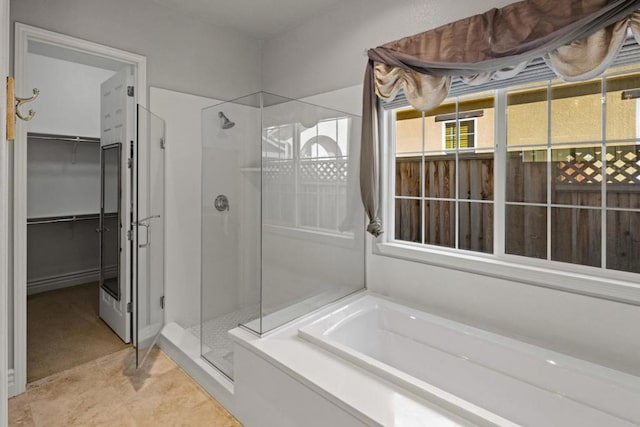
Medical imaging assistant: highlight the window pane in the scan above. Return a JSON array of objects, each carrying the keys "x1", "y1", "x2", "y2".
[
  {"x1": 507, "y1": 83, "x2": 548, "y2": 146},
  {"x1": 263, "y1": 160, "x2": 295, "y2": 227},
  {"x1": 605, "y1": 71, "x2": 640, "y2": 141},
  {"x1": 458, "y1": 91, "x2": 493, "y2": 151},
  {"x1": 606, "y1": 143, "x2": 640, "y2": 209},
  {"x1": 444, "y1": 120, "x2": 476, "y2": 149},
  {"x1": 337, "y1": 118, "x2": 349, "y2": 157},
  {"x1": 264, "y1": 125, "x2": 294, "y2": 160},
  {"x1": 506, "y1": 148, "x2": 547, "y2": 203},
  {"x1": 318, "y1": 184, "x2": 338, "y2": 230},
  {"x1": 551, "y1": 146, "x2": 602, "y2": 206},
  {"x1": 395, "y1": 109, "x2": 423, "y2": 154},
  {"x1": 424, "y1": 153, "x2": 456, "y2": 199},
  {"x1": 396, "y1": 156, "x2": 421, "y2": 197},
  {"x1": 298, "y1": 183, "x2": 318, "y2": 228},
  {"x1": 607, "y1": 210, "x2": 640, "y2": 273},
  {"x1": 424, "y1": 200, "x2": 455, "y2": 248},
  {"x1": 395, "y1": 198, "x2": 421, "y2": 243},
  {"x1": 459, "y1": 120, "x2": 475, "y2": 148},
  {"x1": 551, "y1": 79, "x2": 602, "y2": 144},
  {"x1": 505, "y1": 205, "x2": 547, "y2": 259},
  {"x1": 458, "y1": 202, "x2": 493, "y2": 253},
  {"x1": 444, "y1": 122, "x2": 456, "y2": 150},
  {"x1": 551, "y1": 207, "x2": 601, "y2": 268},
  {"x1": 459, "y1": 151, "x2": 493, "y2": 201}
]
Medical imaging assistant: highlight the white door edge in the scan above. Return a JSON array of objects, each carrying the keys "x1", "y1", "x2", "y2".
[
  {"x1": 99, "y1": 66, "x2": 134, "y2": 343},
  {"x1": 1, "y1": 0, "x2": 10, "y2": 423},
  {"x1": 11, "y1": 23, "x2": 146, "y2": 395}
]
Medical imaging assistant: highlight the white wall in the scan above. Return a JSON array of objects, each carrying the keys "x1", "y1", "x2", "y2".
[
  {"x1": 27, "y1": 140, "x2": 101, "y2": 218},
  {"x1": 26, "y1": 54, "x2": 115, "y2": 137},
  {"x1": 149, "y1": 87, "x2": 222, "y2": 328},
  {"x1": 201, "y1": 99, "x2": 261, "y2": 322},
  {"x1": 261, "y1": 0, "x2": 515, "y2": 98},
  {"x1": 260, "y1": 0, "x2": 640, "y2": 375},
  {"x1": 11, "y1": 0, "x2": 261, "y2": 101},
  {"x1": 26, "y1": 140, "x2": 103, "y2": 294}
]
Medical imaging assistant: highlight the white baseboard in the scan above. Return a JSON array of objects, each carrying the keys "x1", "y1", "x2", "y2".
[
  {"x1": 27, "y1": 268, "x2": 99, "y2": 295},
  {"x1": 7, "y1": 369, "x2": 16, "y2": 398},
  {"x1": 26, "y1": 265, "x2": 117, "y2": 295}
]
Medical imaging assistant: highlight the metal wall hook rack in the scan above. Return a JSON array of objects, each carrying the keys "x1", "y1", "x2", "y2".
[{"x1": 15, "y1": 87, "x2": 40, "y2": 121}]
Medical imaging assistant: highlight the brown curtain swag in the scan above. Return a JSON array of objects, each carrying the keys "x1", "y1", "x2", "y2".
[{"x1": 360, "y1": 0, "x2": 640, "y2": 237}]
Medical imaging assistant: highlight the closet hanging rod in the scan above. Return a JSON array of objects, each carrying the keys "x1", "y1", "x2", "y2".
[
  {"x1": 27, "y1": 212, "x2": 117, "y2": 225},
  {"x1": 27, "y1": 132, "x2": 101, "y2": 144}
]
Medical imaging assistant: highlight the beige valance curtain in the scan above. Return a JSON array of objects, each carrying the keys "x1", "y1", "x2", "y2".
[{"x1": 361, "y1": 0, "x2": 640, "y2": 237}]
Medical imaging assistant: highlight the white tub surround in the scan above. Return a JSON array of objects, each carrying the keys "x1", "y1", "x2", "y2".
[{"x1": 299, "y1": 295, "x2": 640, "y2": 427}]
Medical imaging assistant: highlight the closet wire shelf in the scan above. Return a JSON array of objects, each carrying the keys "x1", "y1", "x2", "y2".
[
  {"x1": 27, "y1": 212, "x2": 118, "y2": 225},
  {"x1": 27, "y1": 132, "x2": 101, "y2": 144}
]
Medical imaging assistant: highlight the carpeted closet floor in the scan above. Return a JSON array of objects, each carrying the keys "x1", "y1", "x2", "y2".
[{"x1": 27, "y1": 282, "x2": 129, "y2": 382}]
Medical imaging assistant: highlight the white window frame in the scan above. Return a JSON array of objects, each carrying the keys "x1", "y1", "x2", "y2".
[{"x1": 376, "y1": 85, "x2": 640, "y2": 305}]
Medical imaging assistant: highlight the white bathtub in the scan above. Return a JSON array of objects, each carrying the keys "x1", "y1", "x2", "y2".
[{"x1": 298, "y1": 295, "x2": 640, "y2": 426}]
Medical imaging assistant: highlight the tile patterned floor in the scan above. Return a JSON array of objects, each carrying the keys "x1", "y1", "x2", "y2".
[{"x1": 9, "y1": 347, "x2": 242, "y2": 426}]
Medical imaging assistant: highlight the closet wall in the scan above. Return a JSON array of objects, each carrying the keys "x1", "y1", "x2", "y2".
[{"x1": 25, "y1": 51, "x2": 116, "y2": 294}]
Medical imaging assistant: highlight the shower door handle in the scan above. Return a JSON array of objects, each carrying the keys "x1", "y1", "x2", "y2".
[
  {"x1": 136, "y1": 215, "x2": 160, "y2": 248},
  {"x1": 138, "y1": 222, "x2": 150, "y2": 248}
]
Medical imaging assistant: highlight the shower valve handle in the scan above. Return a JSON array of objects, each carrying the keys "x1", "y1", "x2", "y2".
[{"x1": 215, "y1": 195, "x2": 230, "y2": 212}]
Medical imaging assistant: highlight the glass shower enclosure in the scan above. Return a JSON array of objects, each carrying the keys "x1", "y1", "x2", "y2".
[{"x1": 200, "y1": 92, "x2": 365, "y2": 379}]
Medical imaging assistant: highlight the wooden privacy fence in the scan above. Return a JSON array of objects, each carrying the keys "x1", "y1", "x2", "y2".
[
  {"x1": 395, "y1": 152, "x2": 494, "y2": 253},
  {"x1": 395, "y1": 147, "x2": 640, "y2": 273}
]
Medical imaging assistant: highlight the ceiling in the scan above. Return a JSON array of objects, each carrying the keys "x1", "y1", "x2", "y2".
[{"x1": 151, "y1": 0, "x2": 343, "y2": 39}]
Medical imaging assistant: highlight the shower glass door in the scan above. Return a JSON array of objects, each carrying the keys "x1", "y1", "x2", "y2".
[{"x1": 135, "y1": 105, "x2": 166, "y2": 367}]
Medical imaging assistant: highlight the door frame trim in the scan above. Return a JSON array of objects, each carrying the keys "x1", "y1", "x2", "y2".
[
  {"x1": 12, "y1": 23, "x2": 146, "y2": 395},
  {"x1": 1, "y1": 0, "x2": 9, "y2": 423}
]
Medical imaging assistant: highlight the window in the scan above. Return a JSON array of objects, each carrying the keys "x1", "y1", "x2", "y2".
[
  {"x1": 388, "y1": 65, "x2": 640, "y2": 275},
  {"x1": 393, "y1": 92, "x2": 494, "y2": 252},
  {"x1": 262, "y1": 117, "x2": 352, "y2": 235},
  {"x1": 443, "y1": 119, "x2": 475, "y2": 150}
]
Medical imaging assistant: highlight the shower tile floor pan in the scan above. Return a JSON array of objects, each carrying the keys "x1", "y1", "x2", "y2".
[{"x1": 188, "y1": 305, "x2": 259, "y2": 379}]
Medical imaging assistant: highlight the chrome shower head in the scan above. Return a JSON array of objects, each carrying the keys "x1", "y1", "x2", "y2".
[{"x1": 218, "y1": 112, "x2": 235, "y2": 129}]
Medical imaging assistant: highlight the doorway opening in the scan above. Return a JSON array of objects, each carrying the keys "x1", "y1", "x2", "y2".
[
  {"x1": 12, "y1": 24, "x2": 164, "y2": 395},
  {"x1": 24, "y1": 39, "x2": 132, "y2": 383}
]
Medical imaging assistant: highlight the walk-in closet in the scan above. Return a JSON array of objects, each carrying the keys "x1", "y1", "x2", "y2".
[{"x1": 24, "y1": 42, "x2": 129, "y2": 382}]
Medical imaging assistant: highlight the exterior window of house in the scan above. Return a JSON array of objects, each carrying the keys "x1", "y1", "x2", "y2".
[
  {"x1": 443, "y1": 119, "x2": 475, "y2": 150},
  {"x1": 393, "y1": 92, "x2": 495, "y2": 252},
  {"x1": 388, "y1": 66, "x2": 640, "y2": 275},
  {"x1": 262, "y1": 117, "x2": 351, "y2": 234}
]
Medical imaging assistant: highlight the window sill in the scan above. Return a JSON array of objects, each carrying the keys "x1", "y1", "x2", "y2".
[{"x1": 373, "y1": 241, "x2": 640, "y2": 305}]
